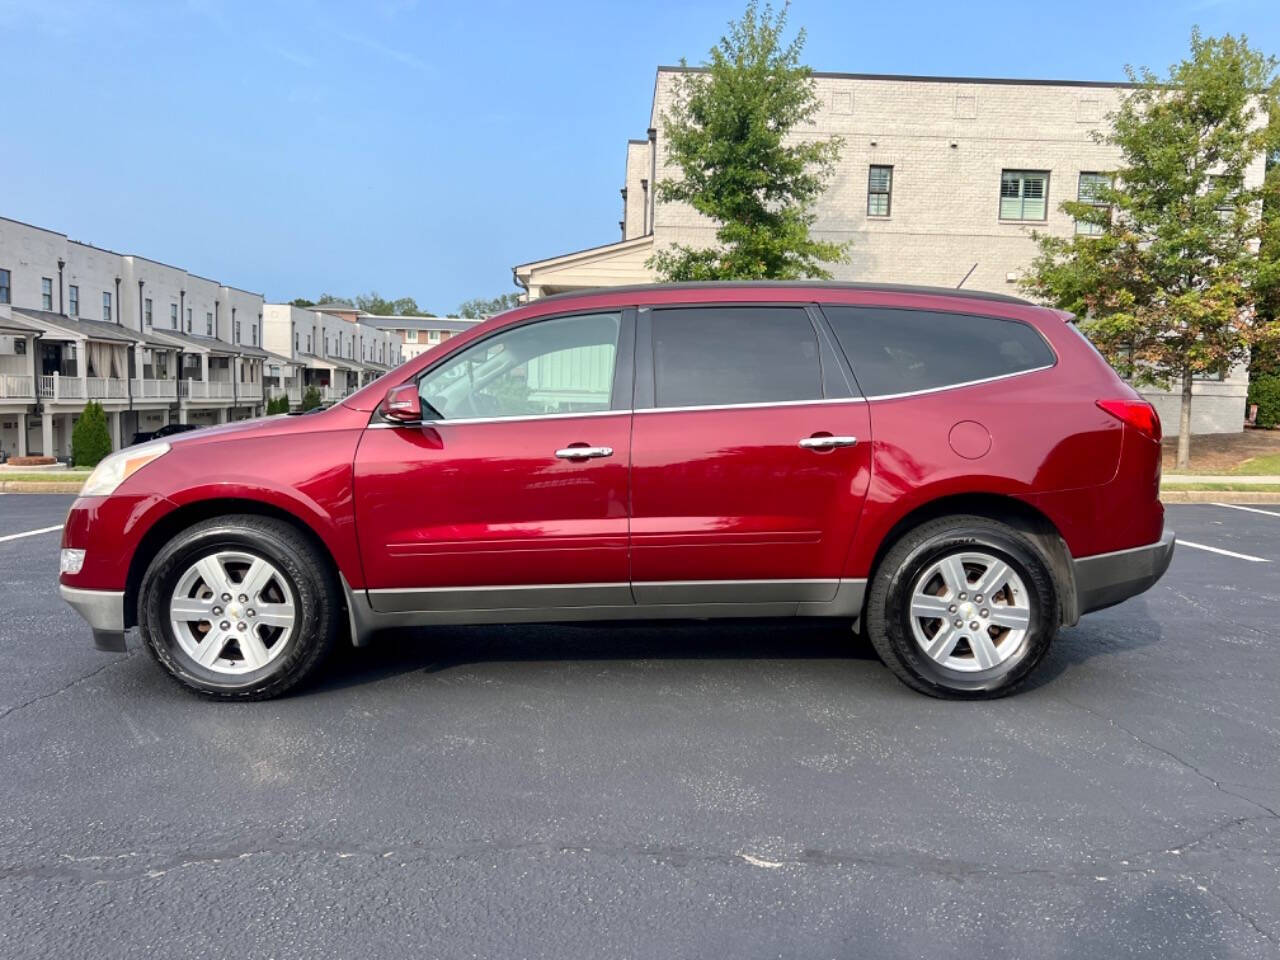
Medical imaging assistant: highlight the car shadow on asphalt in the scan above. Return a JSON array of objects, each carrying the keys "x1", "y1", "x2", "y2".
[
  {"x1": 310, "y1": 596, "x2": 1167, "y2": 698},
  {"x1": 1018, "y1": 596, "x2": 1165, "y2": 693},
  {"x1": 311, "y1": 618, "x2": 880, "y2": 695}
]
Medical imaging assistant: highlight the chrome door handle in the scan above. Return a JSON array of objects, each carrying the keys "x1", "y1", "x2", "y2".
[
  {"x1": 555, "y1": 445, "x2": 614, "y2": 460},
  {"x1": 799, "y1": 435, "x2": 858, "y2": 450}
]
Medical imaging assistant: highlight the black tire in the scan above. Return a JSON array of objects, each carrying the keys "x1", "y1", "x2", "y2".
[
  {"x1": 138, "y1": 515, "x2": 341, "y2": 700},
  {"x1": 864, "y1": 515, "x2": 1058, "y2": 699}
]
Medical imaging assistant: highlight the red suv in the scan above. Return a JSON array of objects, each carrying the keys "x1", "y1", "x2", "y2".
[{"x1": 59, "y1": 283, "x2": 1174, "y2": 700}]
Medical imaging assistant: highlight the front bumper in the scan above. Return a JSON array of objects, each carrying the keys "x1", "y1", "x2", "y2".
[
  {"x1": 1073, "y1": 529, "x2": 1176, "y2": 617},
  {"x1": 59, "y1": 585, "x2": 128, "y2": 652}
]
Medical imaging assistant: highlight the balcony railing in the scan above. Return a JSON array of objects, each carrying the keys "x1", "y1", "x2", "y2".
[
  {"x1": 86, "y1": 377, "x2": 129, "y2": 400},
  {"x1": 132, "y1": 379, "x2": 178, "y2": 400},
  {"x1": 35, "y1": 374, "x2": 178, "y2": 402},
  {"x1": 38, "y1": 374, "x2": 86, "y2": 400},
  {"x1": 0, "y1": 374, "x2": 35, "y2": 399},
  {"x1": 180, "y1": 380, "x2": 235, "y2": 400}
]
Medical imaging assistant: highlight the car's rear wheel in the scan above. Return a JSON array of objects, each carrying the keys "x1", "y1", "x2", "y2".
[
  {"x1": 138, "y1": 515, "x2": 340, "y2": 700},
  {"x1": 864, "y1": 515, "x2": 1058, "y2": 699}
]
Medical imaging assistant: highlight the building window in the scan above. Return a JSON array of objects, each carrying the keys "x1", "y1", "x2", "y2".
[
  {"x1": 170, "y1": 303, "x2": 178, "y2": 329},
  {"x1": 867, "y1": 165, "x2": 893, "y2": 217},
  {"x1": 0, "y1": 268, "x2": 9, "y2": 304},
  {"x1": 252, "y1": 323, "x2": 257, "y2": 345},
  {"x1": 41, "y1": 277, "x2": 53, "y2": 310},
  {"x1": 1075, "y1": 172, "x2": 1110, "y2": 235},
  {"x1": 235, "y1": 320, "x2": 241, "y2": 342},
  {"x1": 405, "y1": 329, "x2": 418, "y2": 342},
  {"x1": 103, "y1": 291, "x2": 113, "y2": 322},
  {"x1": 144, "y1": 298, "x2": 153, "y2": 326},
  {"x1": 428, "y1": 330, "x2": 441, "y2": 343},
  {"x1": 186, "y1": 308, "x2": 192, "y2": 332},
  {"x1": 207, "y1": 312, "x2": 214, "y2": 336},
  {"x1": 69, "y1": 285, "x2": 79, "y2": 316},
  {"x1": 999, "y1": 170, "x2": 1049, "y2": 221},
  {"x1": 307, "y1": 334, "x2": 312, "y2": 353}
]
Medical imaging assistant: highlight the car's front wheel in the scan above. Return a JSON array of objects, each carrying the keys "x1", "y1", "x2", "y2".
[
  {"x1": 864, "y1": 515, "x2": 1058, "y2": 699},
  {"x1": 138, "y1": 515, "x2": 340, "y2": 700}
]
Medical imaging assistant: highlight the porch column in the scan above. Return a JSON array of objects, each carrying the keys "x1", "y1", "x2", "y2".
[
  {"x1": 41, "y1": 412, "x2": 54, "y2": 458},
  {"x1": 161, "y1": 407, "x2": 170, "y2": 426},
  {"x1": 16, "y1": 413, "x2": 27, "y2": 457},
  {"x1": 200, "y1": 354, "x2": 208, "y2": 381},
  {"x1": 108, "y1": 411, "x2": 121, "y2": 451},
  {"x1": 178, "y1": 406, "x2": 188, "y2": 425},
  {"x1": 78, "y1": 339, "x2": 88, "y2": 399}
]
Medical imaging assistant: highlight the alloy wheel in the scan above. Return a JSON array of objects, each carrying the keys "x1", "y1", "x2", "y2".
[
  {"x1": 907, "y1": 550, "x2": 1032, "y2": 673},
  {"x1": 168, "y1": 551, "x2": 297, "y2": 675}
]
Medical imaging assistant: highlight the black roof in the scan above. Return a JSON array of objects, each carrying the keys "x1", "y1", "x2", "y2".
[{"x1": 528, "y1": 281, "x2": 1033, "y2": 307}]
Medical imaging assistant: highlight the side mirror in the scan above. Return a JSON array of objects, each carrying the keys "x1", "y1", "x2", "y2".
[{"x1": 382, "y1": 383, "x2": 422, "y2": 423}]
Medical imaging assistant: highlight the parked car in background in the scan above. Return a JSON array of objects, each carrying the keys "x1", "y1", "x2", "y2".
[
  {"x1": 130, "y1": 422, "x2": 202, "y2": 447},
  {"x1": 59, "y1": 282, "x2": 1173, "y2": 700}
]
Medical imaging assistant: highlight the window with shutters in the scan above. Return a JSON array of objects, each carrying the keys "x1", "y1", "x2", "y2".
[
  {"x1": 867, "y1": 165, "x2": 893, "y2": 217},
  {"x1": 999, "y1": 170, "x2": 1048, "y2": 221},
  {"x1": 1075, "y1": 172, "x2": 1110, "y2": 235}
]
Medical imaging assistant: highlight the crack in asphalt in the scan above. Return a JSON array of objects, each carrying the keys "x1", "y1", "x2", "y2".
[
  {"x1": 0, "y1": 651, "x2": 138, "y2": 725},
  {"x1": 1058, "y1": 695, "x2": 1280, "y2": 820},
  {"x1": 3, "y1": 826, "x2": 1277, "y2": 889}
]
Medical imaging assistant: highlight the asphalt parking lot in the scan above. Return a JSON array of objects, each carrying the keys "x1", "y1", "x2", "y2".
[{"x1": 1, "y1": 495, "x2": 1277, "y2": 959}]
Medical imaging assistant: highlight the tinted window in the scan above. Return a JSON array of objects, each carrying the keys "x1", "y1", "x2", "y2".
[
  {"x1": 417, "y1": 312, "x2": 620, "y2": 419},
  {"x1": 824, "y1": 306, "x2": 1055, "y2": 397},
  {"x1": 652, "y1": 307, "x2": 822, "y2": 408}
]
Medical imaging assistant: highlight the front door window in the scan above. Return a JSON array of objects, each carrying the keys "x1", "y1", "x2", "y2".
[{"x1": 417, "y1": 312, "x2": 621, "y2": 420}]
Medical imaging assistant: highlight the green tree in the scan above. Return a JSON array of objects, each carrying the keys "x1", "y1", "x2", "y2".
[
  {"x1": 457, "y1": 293, "x2": 523, "y2": 318},
  {"x1": 301, "y1": 386, "x2": 323, "y2": 411},
  {"x1": 72, "y1": 401, "x2": 111, "y2": 467},
  {"x1": 1021, "y1": 31, "x2": 1280, "y2": 468},
  {"x1": 289, "y1": 298, "x2": 315, "y2": 308},
  {"x1": 648, "y1": 0, "x2": 848, "y2": 282},
  {"x1": 265, "y1": 394, "x2": 290, "y2": 415},
  {"x1": 354, "y1": 292, "x2": 430, "y2": 316}
]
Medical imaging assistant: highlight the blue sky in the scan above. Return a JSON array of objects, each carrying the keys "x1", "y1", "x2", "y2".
[{"x1": 1, "y1": 0, "x2": 1276, "y2": 313}]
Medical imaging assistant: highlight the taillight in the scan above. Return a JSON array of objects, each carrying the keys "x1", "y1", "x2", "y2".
[{"x1": 1097, "y1": 398, "x2": 1162, "y2": 442}]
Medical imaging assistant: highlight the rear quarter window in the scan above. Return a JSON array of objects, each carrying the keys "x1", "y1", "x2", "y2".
[{"x1": 822, "y1": 306, "x2": 1056, "y2": 398}]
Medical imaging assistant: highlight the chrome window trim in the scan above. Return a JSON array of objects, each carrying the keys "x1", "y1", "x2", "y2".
[
  {"x1": 368, "y1": 408, "x2": 628, "y2": 428},
  {"x1": 367, "y1": 365, "x2": 1051, "y2": 428},
  {"x1": 633, "y1": 397, "x2": 866, "y2": 416},
  {"x1": 860, "y1": 364, "x2": 1055, "y2": 402}
]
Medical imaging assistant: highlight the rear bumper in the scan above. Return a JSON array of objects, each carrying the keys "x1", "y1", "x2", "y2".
[
  {"x1": 1073, "y1": 529, "x2": 1175, "y2": 617},
  {"x1": 59, "y1": 585, "x2": 128, "y2": 652}
]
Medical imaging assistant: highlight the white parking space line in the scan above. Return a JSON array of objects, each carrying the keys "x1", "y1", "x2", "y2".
[
  {"x1": 0, "y1": 524, "x2": 64, "y2": 544},
  {"x1": 1178, "y1": 539, "x2": 1271, "y2": 563},
  {"x1": 1211, "y1": 502, "x2": 1280, "y2": 520}
]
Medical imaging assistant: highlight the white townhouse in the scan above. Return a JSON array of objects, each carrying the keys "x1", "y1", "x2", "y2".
[
  {"x1": 514, "y1": 68, "x2": 1269, "y2": 435},
  {"x1": 0, "y1": 216, "x2": 268, "y2": 459},
  {"x1": 262, "y1": 304, "x2": 403, "y2": 408}
]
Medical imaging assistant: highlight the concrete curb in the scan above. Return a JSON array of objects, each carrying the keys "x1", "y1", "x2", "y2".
[
  {"x1": 1160, "y1": 489, "x2": 1280, "y2": 503},
  {"x1": 0, "y1": 482, "x2": 84, "y2": 494}
]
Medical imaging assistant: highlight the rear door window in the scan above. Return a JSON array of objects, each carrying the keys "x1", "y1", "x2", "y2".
[
  {"x1": 651, "y1": 306, "x2": 823, "y2": 408},
  {"x1": 822, "y1": 306, "x2": 1055, "y2": 398}
]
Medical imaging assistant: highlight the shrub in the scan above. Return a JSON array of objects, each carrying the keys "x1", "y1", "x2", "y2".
[
  {"x1": 301, "y1": 386, "x2": 323, "y2": 411},
  {"x1": 72, "y1": 400, "x2": 112, "y2": 466},
  {"x1": 266, "y1": 394, "x2": 290, "y2": 415},
  {"x1": 1249, "y1": 374, "x2": 1280, "y2": 429}
]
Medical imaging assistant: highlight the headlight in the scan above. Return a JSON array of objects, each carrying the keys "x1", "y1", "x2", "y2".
[{"x1": 80, "y1": 442, "x2": 171, "y2": 497}]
